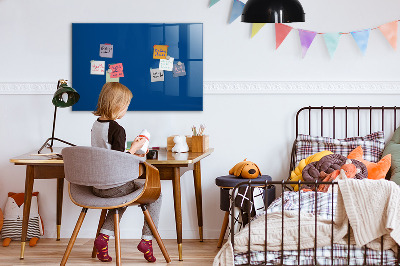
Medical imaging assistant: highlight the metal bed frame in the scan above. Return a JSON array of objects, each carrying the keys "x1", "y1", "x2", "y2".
[{"x1": 230, "y1": 106, "x2": 400, "y2": 266}]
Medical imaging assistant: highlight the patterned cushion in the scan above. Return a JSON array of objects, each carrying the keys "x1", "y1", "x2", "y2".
[{"x1": 295, "y1": 131, "x2": 385, "y2": 166}]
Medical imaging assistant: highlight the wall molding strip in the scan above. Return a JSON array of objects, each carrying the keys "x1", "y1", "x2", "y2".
[{"x1": 0, "y1": 81, "x2": 399, "y2": 95}]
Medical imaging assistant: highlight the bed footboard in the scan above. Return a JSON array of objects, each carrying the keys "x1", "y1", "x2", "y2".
[{"x1": 230, "y1": 180, "x2": 400, "y2": 266}]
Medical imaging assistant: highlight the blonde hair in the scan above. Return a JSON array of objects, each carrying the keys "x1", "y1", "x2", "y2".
[{"x1": 93, "y1": 82, "x2": 133, "y2": 120}]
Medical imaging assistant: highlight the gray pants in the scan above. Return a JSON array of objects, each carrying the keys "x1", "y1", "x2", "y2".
[{"x1": 92, "y1": 180, "x2": 162, "y2": 240}]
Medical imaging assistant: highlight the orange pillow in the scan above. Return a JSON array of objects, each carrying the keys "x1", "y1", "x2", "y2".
[{"x1": 347, "y1": 146, "x2": 391, "y2": 180}]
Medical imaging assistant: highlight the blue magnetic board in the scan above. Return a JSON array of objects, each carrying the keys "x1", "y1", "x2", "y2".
[{"x1": 72, "y1": 23, "x2": 203, "y2": 111}]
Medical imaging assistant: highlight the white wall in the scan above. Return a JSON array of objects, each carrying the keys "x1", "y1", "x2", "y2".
[{"x1": 1, "y1": 0, "x2": 400, "y2": 240}]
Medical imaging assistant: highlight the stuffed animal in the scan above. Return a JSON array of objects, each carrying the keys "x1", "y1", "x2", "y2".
[
  {"x1": 289, "y1": 150, "x2": 333, "y2": 191},
  {"x1": 348, "y1": 146, "x2": 391, "y2": 180},
  {"x1": 301, "y1": 154, "x2": 368, "y2": 191},
  {"x1": 1, "y1": 192, "x2": 44, "y2": 247},
  {"x1": 229, "y1": 159, "x2": 261, "y2": 179},
  {"x1": 317, "y1": 160, "x2": 360, "y2": 193},
  {"x1": 172, "y1": 135, "x2": 189, "y2": 153},
  {"x1": 0, "y1": 208, "x2": 3, "y2": 232}
]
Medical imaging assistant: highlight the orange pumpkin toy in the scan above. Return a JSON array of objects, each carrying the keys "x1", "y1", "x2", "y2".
[{"x1": 229, "y1": 159, "x2": 261, "y2": 179}]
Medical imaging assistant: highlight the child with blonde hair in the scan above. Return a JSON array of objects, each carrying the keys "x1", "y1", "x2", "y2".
[{"x1": 91, "y1": 82, "x2": 161, "y2": 263}]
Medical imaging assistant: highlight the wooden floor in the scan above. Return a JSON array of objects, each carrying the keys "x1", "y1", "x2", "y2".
[{"x1": 0, "y1": 239, "x2": 221, "y2": 265}]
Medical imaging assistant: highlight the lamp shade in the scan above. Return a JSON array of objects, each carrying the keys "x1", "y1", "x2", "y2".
[
  {"x1": 241, "y1": 0, "x2": 305, "y2": 23},
  {"x1": 52, "y1": 84, "x2": 80, "y2": 108}
]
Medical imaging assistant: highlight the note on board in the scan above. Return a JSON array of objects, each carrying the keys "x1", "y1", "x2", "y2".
[
  {"x1": 109, "y1": 63, "x2": 124, "y2": 78},
  {"x1": 173, "y1": 62, "x2": 186, "y2": 77},
  {"x1": 159, "y1": 57, "x2": 174, "y2": 71},
  {"x1": 153, "y1": 45, "x2": 168, "y2": 59},
  {"x1": 100, "y1": 44, "x2": 113, "y2": 58},
  {"x1": 106, "y1": 71, "x2": 120, "y2": 82},
  {"x1": 90, "y1": 60, "x2": 105, "y2": 75},
  {"x1": 150, "y1": 68, "x2": 164, "y2": 82}
]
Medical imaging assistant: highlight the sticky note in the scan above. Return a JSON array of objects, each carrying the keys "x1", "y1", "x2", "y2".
[
  {"x1": 109, "y1": 63, "x2": 124, "y2": 78},
  {"x1": 153, "y1": 45, "x2": 168, "y2": 59},
  {"x1": 173, "y1": 63, "x2": 186, "y2": 77},
  {"x1": 150, "y1": 68, "x2": 164, "y2": 82},
  {"x1": 100, "y1": 44, "x2": 113, "y2": 58},
  {"x1": 90, "y1": 60, "x2": 105, "y2": 75},
  {"x1": 106, "y1": 72, "x2": 120, "y2": 82},
  {"x1": 159, "y1": 57, "x2": 174, "y2": 71}
]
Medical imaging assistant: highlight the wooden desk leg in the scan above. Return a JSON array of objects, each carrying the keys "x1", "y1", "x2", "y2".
[
  {"x1": 172, "y1": 167, "x2": 183, "y2": 261},
  {"x1": 20, "y1": 165, "x2": 35, "y2": 259},
  {"x1": 56, "y1": 178, "x2": 64, "y2": 241},
  {"x1": 193, "y1": 161, "x2": 204, "y2": 242}
]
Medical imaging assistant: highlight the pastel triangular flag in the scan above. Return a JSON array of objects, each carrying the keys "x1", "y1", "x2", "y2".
[
  {"x1": 275, "y1": 23, "x2": 293, "y2": 49},
  {"x1": 251, "y1": 23, "x2": 266, "y2": 38},
  {"x1": 378, "y1": 21, "x2": 398, "y2": 50},
  {"x1": 298, "y1": 29, "x2": 317, "y2": 58},
  {"x1": 209, "y1": 0, "x2": 220, "y2": 7},
  {"x1": 229, "y1": 0, "x2": 245, "y2": 24},
  {"x1": 323, "y1": 33, "x2": 341, "y2": 58},
  {"x1": 351, "y1": 29, "x2": 370, "y2": 55}
]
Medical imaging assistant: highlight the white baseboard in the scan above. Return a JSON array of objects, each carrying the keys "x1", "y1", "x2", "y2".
[{"x1": 1, "y1": 81, "x2": 400, "y2": 95}]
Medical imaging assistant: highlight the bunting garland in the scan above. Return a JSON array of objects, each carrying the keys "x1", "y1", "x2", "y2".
[
  {"x1": 208, "y1": 2, "x2": 399, "y2": 58},
  {"x1": 378, "y1": 21, "x2": 397, "y2": 50},
  {"x1": 298, "y1": 30, "x2": 317, "y2": 58},
  {"x1": 323, "y1": 33, "x2": 341, "y2": 58},
  {"x1": 251, "y1": 23, "x2": 266, "y2": 38},
  {"x1": 209, "y1": 0, "x2": 220, "y2": 8},
  {"x1": 351, "y1": 29, "x2": 370, "y2": 55},
  {"x1": 229, "y1": 0, "x2": 245, "y2": 24},
  {"x1": 275, "y1": 23, "x2": 292, "y2": 49}
]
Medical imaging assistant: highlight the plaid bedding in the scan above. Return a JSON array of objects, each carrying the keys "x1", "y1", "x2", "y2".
[
  {"x1": 234, "y1": 191, "x2": 397, "y2": 265},
  {"x1": 234, "y1": 244, "x2": 397, "y2": 265},
  {"x1": 294, "y1": 131, "x2": 385, "y2": 166}
]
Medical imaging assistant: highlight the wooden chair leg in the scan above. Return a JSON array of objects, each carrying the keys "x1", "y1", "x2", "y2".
[
  {"x1": 114, "y1": 210, "x2": 121, "y2": 266},
  {"x1": 217, "y1": 211, "x2": 230, "y2": 248},
  {"x1": 60, "y1": 208, "x2": 88, "y2": 266},
  {"x1": 91, "y1": 209, "x2": 108, "y2": 258},
  {"x1": 141, "y1": 205, "x2": 171, "y2": 263}
]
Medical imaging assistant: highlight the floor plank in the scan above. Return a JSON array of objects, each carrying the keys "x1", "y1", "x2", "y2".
[{"x1": 0, "y1": 239, "x2": 221, "y2": 265}]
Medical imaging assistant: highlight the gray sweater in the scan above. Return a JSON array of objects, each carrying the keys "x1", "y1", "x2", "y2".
[{"x1": 91, "y1": 118, "x2": 144, "y2": 189}]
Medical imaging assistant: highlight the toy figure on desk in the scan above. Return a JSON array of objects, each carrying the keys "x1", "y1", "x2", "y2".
[
  {"x1": 172, "y1": 135, "x2": 189, "y2": 153},
  {"x1": 1, "y1": 192, "x2": 43, "y2": 247}
]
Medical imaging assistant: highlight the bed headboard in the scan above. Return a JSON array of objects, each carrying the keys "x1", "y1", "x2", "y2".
[{"x1": 290, "y1": 106, "x2": 400, "y2": 179}]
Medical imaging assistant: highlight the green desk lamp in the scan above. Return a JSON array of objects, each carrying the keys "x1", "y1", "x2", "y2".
[{"x1": 38, "y1": 79, "x2": 80, "y2": 154}]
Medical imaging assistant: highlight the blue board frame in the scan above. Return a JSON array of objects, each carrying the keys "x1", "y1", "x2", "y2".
[{"x1": 72, "y1": 23, "x2": 203, "y2": 111}]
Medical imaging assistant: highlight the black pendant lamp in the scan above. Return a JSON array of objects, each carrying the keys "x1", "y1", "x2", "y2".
[{"x1": 242, "y1": 0, "x2": 305, "y2": 23}]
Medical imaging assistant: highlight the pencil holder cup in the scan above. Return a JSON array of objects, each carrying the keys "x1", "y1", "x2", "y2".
[{"x1": 191, "y1": 135, "x2": 209, "y2": 153}]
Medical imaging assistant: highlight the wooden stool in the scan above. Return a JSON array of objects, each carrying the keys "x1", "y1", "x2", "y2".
[{"x1": 215, "y1": 175, "x2": 275, "y2": 248}]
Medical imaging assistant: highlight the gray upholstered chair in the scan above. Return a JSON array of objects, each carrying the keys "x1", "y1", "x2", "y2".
[{"x1": 60, "y1": 146, "x2": 171, "y2": 265}]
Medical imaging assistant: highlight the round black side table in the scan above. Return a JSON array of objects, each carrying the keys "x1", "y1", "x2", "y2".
[{"x1": 215, "y1": 175, "x2": 275, "y2": 248}]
